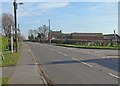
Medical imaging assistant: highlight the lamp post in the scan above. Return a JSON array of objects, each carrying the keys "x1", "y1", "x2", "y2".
[{"x1": 13, "y1": 0, "x2": 23, "y2": 52}]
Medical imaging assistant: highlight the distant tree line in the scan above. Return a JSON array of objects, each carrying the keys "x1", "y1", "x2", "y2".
[{"x1": 28, "y1": 25, "x2": 49, "y2": 43}]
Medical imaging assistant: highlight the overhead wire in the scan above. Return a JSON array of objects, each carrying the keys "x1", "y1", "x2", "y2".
[{"x1": 18, "y1": 6, "x2": 34, "y2": 16}]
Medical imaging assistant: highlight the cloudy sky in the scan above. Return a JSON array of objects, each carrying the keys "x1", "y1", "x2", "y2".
[{"x1": 1, "y1": 0, "x2": 118, "y2": 38}]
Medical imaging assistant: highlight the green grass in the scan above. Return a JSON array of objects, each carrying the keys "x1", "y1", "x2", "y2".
[
  {"x1": 0, "y1": 77, "x2": 9, "y2": 85},
  {"x1": 0, "y1": 36, "x2": 2, "y2": 52},
  {"x1": 0, "y1": 36, "x2": 22, "y2": 85},
  {"x1": 0, "y1": 36, "x2": 22, "y2": 67},
  {"x1": 1, "y1": 36, "x2": 8, "y2": 51},
  {"x1": 56, "y1": 44, "x2": 120, "y2": 50},
  {"x1": 0, "y1": 42, "x2": 22, "y2": 67}
]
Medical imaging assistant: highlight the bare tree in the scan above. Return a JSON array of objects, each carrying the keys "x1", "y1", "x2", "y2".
[
  {"x1": 37, "y1": 25, "x2": 49, "y2": 42},
  {"x1": 28, "y1": 29, "x2": 38, "y2": 41},
  {"x1": 2, "y1": 13, "x2": 14, "y2": 37}
]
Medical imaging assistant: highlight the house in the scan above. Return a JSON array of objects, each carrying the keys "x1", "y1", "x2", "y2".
[
  {"x1": 51, "y1": 30, "x2": 62, "y2": 39},
  {"x1": 62, "y1": 33, "x2": 71, "y2": 39},
  {"x1": 71, "y1": 33, "x2": 103, "y2": 42},
  {"x1": 103, "y1": 34, "x2": 120, "y2": 42}
]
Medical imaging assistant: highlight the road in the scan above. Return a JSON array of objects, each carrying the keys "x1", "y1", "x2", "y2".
[{"x1": 26, "y1": 42, "x2": 119, "y2": 84}]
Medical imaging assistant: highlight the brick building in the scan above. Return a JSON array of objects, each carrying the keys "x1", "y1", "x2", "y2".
[
  {"x1": 70, "y1": 33, "x2": 103, "y2": 42},
  {"x1": 62, "y1": 33, "x2": 71, "y2": 39},
  {"x1": 51, "y1": 30, "x2": 62, "y2": 39}
]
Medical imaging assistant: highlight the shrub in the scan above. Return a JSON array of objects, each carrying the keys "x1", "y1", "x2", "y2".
[{"x1": 51, "y1": 39, "x2": 65, "y2": 44}]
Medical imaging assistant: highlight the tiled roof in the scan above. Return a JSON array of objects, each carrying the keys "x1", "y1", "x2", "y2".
[{"x1": 71, "y1": 33, "x2": 103, "y2": 36}]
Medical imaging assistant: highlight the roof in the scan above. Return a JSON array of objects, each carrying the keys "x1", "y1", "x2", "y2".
[
  {"x1": 71, "y1": 33, "x2": 103, "y2": 36},
  {"x1": 104, "y1": 34, "x2": 120, "y2": 37},
  {"x1": 51, "y1": 30, "x2": 62, "y2": 33}
]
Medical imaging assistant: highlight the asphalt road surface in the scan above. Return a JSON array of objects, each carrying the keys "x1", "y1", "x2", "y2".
[{"x1": 26, "y1": 42, "x2": 119, "y2": 84}]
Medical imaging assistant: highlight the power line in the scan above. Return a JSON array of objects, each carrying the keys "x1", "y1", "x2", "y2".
[{"x1": 18, "y1": 6, "x2": 35, "y2": 16}]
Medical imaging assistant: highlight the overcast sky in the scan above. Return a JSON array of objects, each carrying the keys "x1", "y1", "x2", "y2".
[{"x1": 2, "y1": 0, "x2": 119, "y2": 38}]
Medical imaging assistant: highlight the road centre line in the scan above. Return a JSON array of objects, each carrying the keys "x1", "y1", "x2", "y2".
[
  {"x1": 72, "y1": 58, "x2": 93, "y2": 67},
  {"x1": 108, "y1": 73, "x2": 120, "y2": 79},
  {"x1": 72, "y1": 58, "x2": 120, "y2": 79},
  {"x1": 50, "y1": 45, "x2": 120, "y2": 80},
  {"x1": 72, "y1": 58, "x2": 79, "y2": 61},
  {"x1": 57, "y1": 52, "x2": 68, "y2": 56},
  {"x1": 81, "y1": 62, "x2": 93, "y2": 68}
]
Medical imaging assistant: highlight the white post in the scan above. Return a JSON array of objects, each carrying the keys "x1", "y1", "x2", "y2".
[
  {"x1": 11, "y1": 26, "x2": 13, "y2": 53},
  {"x1": 114, "y1": 30, "x2": 117, "y2": 46}
]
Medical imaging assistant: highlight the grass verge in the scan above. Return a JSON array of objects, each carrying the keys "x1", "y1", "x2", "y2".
[
  {"x1": 0, "y1": 77, "x2": 9, "y2": 86},
  {"x1": 0, "y1": 36, "x2": 22, "y2": 85},
  {"x1": 0, "y1": 42, "x2": 22, "y2": 67},
  {"x1": 56, "y1": 44, "x2": 120, "y2": 50}
]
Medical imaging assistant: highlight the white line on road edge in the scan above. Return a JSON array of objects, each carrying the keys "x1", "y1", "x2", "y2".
[
  {"x1": 28, "y1": 48, "x2": 31, "y2": 52},
  {"x1": 57, "y1": 52, "x2": 68, "y2": 56},
  {"x1": 27, "y1": 45, "x2": 48, "y2": 85},
  {"x1": 41, "y1": 76, "x2": 48, "y2": 85},
  {"x1": 28, "y1": 46, "x2": 38, "y2": 65},
  {"x1": 101, "y1": 57, "x2": 106, "y2": 58},
  {"x1": 108, "y1": 73, "x2": 120, "y2": 79}
]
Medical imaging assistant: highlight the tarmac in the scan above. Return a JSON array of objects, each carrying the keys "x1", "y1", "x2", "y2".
[{"x1": 8, "y1": 43, "x2": 44, "y2": 84}]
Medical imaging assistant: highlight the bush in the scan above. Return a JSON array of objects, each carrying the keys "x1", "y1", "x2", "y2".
[
  {"x1": 51, "y1": 39, "x2": 80, "y2": 45},
  {"x1": 63, "y1": 40, "x2": 75, "y2": 44},
  {"x1": 51, "y1": 39, "x2": 65, "y2": 44},
  {"x1": 2, "y1": 36, "x2": 8, "y2": 51}
]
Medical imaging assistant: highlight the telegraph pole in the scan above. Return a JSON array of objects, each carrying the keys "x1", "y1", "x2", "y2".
[
  {"x1": 48, "y1": 19, "x2": 51, "y2": 43},
  {"x1": 13, "y1": 0, "x2": 18, "y2": 52}
]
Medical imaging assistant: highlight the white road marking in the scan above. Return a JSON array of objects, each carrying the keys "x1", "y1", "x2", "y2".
[
  {"x1": 57, "y1": 52, "x2": 68, "y2": 56},
  {"x1": 101, "y1": 57, "x2": 106, "y2": 58},
  {"x1": 41, "y1": 76, "x2": 47, "y2": 84},
  {"x1": 81, "y1": 62, "x2": 93, "y2": 67},
  {"x1": 101, "y1": 57, "x2": 112, "y2": 59},
  {"x1": 28, "y1": 46, "x2": 38, "y2": 64},
  {"x1": 72, "y1": 58, "x2": 79, "y2": 61},
  {"x1": 87, "y1": 52, "x2": 90, "y2": 53},
  {"x1": 28, "y1": 48, "x2": 31, "y2": 52},
  {"x1": 72, "y1": 58, "x2": 93, "y2": 67},
  {"x1": 108, "y1": 73, "x2": 120, "y2": 79}
]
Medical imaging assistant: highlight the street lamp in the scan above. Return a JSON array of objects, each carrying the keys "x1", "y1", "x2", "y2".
[{"x1": 13, "y1": 0, "x2": 23, "y2": 52}]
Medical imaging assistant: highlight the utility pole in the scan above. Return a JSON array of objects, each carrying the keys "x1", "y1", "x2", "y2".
[
  {"x1": 13, "y1": 0, "x2": 23, "y2": 52},
  {"x1": 13, "y1": 0, "x2": 18, "y2": 52},
  {"x1": 18, "y1": 23, "x2": 20, "y2": 46},
  {"x1": 48, "y1": 19, "x2": 51, "y2": 43}
]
